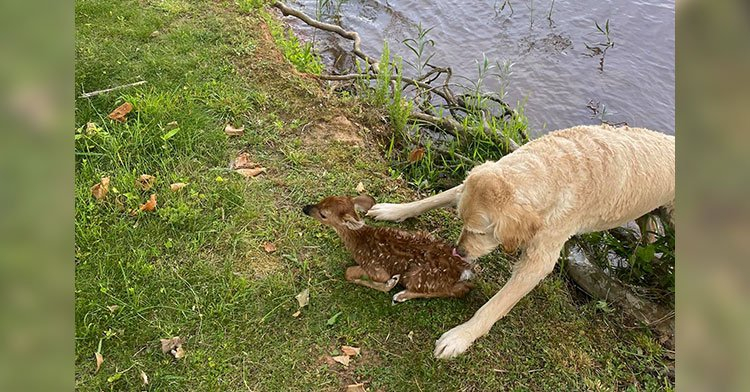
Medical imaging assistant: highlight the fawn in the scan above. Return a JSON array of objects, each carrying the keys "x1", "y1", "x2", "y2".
[{"x1": 303, "y1": 195, "x2": 474, "y2": 303}]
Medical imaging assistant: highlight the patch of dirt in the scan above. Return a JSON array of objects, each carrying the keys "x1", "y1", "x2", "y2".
[
  {"x1": 237, "y1": 250, "x2": 283, "y2": 278},
  {"x1": 303, "y1": 115, "x2": 365, "y2": 146}
]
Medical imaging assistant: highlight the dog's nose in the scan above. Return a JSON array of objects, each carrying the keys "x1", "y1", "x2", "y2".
[{"x1": 302, "y1": 205, "x2": 313, "y2": 215}]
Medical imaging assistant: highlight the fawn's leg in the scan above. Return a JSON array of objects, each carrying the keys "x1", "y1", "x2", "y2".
[
  {"x1": 344, "y1": 266, "x2": 400, "y2": 293},
  {"x1": 392, "y1": 282, "x2": 473, "y2": 303}
]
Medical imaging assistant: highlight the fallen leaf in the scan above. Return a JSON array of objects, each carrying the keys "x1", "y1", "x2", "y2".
[
  {"x1": 355, "y1": 182, "x2": 365, "y2": 193},
  {"x1": 326, "y1": 311, "x2": 342, "y2": 326},
  {"x1": 346, "y1": 383, "x2": 367, "y2": 392},
  {"x1": 150, "y1": 30, "x2": 160, "y2": 38},
  {"x1": 263, "y1": 242, "x2": 277, "y2": 253},
  {"x1": 139, "y1": 370, "x2": 149, "y2": 385},
  {"x1": 139, "y1": 194, "x2": 157, "y2": 212},
  {"x1": 107, "y1": 372, "x2": 122, "y2": 383},
  {"x1": 224, "y1": 124, "x2": 244, "y2": 136},
  {"x1": 295, "y1": 288, "x2": 309, "y2": 308},
  {"x1": 341, "y1": 345, "x2": 360, "y2": 357},
  {"x1": 408, "y1": 147, "x2": 425, "y2": 163},
  {"x1": 91, "y1": 177, "x2": 110, "y2": 200},
  {"x1": 170, "y1": 182, "x2": 188, "y2": 192},
  {"x1": 407, "y1": 330, "x2": 414, "y2": 342},
  {"x1": 166, "y1": 120, "x2": 178, "y2": 128},
  {"x1": 106, "y1": 305, "x2": 120, "y2": 313},
  {"x1": 235, "y1": 167, "x2": 267, "y2": 178},
  {"x1": 332, "y1": 355, "x2": 350, "y2": 367},
  {"x1": 94, "y1": 352, "x2": 103, "y2": 374},
  {"x1": 136, "y1": 174, "x2": 155, "y2": 191},
  {"x1": 292, "y1": 310, "x2": 301, "y2": 318},
  {"x1": 231, "y1": 152, "x2": 267, "y2": 178},
  {"x1": 160, "y1": 336, "x2": 186, "y2": 360},
  {"x1": 107, "y1": 102, "x2": 133, "y2": 122}
]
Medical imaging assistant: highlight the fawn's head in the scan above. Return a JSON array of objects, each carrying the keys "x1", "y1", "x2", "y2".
[{"x1": 302, "y1": 195, "x2": 376, "y2": 231}]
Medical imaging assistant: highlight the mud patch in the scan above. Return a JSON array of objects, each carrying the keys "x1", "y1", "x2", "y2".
[{"x1": 303, "y1": 115, "x2": 364, "y2": 146}]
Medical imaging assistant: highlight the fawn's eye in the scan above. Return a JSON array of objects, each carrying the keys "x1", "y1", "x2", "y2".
[{"x1": 319, "y1": 212, "x2": 327, "y2": 219}]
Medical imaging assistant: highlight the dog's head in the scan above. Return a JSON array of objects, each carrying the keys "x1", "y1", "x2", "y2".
[
  {"x1": 454, "y1": 168, "x2": 541, "y2": 260},
  {"x1": 302, "y1": 195, "x2": 376, "y2": 231}
]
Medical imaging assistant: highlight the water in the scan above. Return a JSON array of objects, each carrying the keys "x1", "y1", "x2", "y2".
[{"x1": 285, "y1": 0, "x2": 675, "y2": 136}]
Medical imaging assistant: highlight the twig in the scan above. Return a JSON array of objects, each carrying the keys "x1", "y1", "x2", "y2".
[
  {"x1": 79, "y1": 80, "x2": 147, "y2": 99},
  {"x1": 273, "y1": 1, "x2": 379, "y2": 69}
]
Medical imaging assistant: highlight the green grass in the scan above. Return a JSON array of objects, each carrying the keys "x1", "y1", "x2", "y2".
[{"x1": 75, "y1": 0, "x2": 673, "y2": 390}]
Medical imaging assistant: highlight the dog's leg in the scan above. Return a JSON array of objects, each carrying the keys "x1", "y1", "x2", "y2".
[
  {"x1": 434, "y1": 235, "x2": 567, "y2": 359},
  {"x1": 345, "y1": 266, "x2": 400, "y2": 293},
  {"x1": 366, "y1": 184, "x2": 464, "y2": 222},
  {"x1": 392, "y1": 282, "x2": 473, "y2": 303}
]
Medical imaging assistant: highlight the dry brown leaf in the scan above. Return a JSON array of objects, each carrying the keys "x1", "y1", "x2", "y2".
[
  {"x1": 160, "y1": 336, "x2": 186, "y2": 360},
  {"x1": 107, "y1": 102, "x2": 133, "y2": 122},
  {"x1": 94, "y1": 352, "x2": 103, "y2": 374},
  {"x1": 166, "y1": 120, "x2": 178, "y2": 128},
  {"x1": 170, "y1": 182, "x2": 188, "y2": 192},
  {"x1": 408, "y1": 147, "x2": 425, "y2": 163},
  {"x1": 139, "y1": 194, "x2": 157, "y2": 212},
  {"x1": 139, "y1": 370, "x2": 149, "y2": 385},
  {"x1": 346, "y1": 383, "x2": 367, "y2": 392},
  {"x1": 224, "y1": 124, "x2": 245, "y2": 136},
  {"x1": 292, "y1": 310, "x2": 301, "y2": 318},
  {"x1": 332, "y1": 355, "x2": 350, "y2": 367},
  {"x1": 355, "y1": 182, "x2": 365, "y2": 193},
  {"x1": 263, "y1": 242, "x2": 277, "y2": 253},
  {"x1": 341, "y1": 345, "x2": 360, "y2": 357},
  {"x1": 295, "y1": 288, "x2": 309, "y2": 308},
  {"x1": 235, "y1": 167, "x2": 267, "y2": 178},
  {"x1": 106, "y1": 305, "x2": 119, "y2": 313},
  {"x1": 231, "y1": 152, "x2": 261, "y2": 169},
  {"x1": 91, "y1": 177, "x2": 110, "y2": 200},
  {"x1": 136, "y1": 174, "x2": 156, "y2": 191}
]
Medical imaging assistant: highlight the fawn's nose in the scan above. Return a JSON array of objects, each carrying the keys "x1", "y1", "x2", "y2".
[
  {"x1": 302, "y1": 205, "x2": 313, "y2": 215},
  {"x1": 454, "y1": 246, "x2": 468, "y2": 259}
]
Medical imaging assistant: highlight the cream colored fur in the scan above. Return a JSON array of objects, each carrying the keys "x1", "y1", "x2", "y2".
[{"x1": 367, "y1": 124, "x2": 675, "y2": 359}]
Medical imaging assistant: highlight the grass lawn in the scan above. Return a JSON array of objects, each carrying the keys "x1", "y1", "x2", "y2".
[{"x1": 75, "y1": 0, "x2": 673, "y2": 390}]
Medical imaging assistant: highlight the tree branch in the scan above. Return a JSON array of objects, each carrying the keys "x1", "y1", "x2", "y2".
[{"x1": 273, "y1": 1, "x2": 379, "y2": 69}]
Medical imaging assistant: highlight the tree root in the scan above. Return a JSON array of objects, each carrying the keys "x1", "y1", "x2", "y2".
[{"x1": 565, "y1": 240, "x2": 675, "y2": 349}]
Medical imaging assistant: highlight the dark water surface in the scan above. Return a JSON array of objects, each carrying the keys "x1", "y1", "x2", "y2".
[{"x1": 286, "y1": 0, "x2": 674, "y2": 136}]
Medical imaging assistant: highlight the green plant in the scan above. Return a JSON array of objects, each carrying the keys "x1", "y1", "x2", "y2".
[
  {"x1": 265, "y1": 15, "x2": 323, "y2": 74},
  {"x1": 402, "y1": 23, "x2": 436, "y2": 78}
]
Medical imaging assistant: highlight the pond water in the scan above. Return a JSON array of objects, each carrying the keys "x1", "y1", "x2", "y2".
[{"x1": 285, "y1": 0, "x2": 675, "y2": 136}]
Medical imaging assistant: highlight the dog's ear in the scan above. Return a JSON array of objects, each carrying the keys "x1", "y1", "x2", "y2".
[
  {"x1": 342, "y1": 213, "x2": 365, "y2": 230},
  {"x1": 352, "y1": 194, "x2": 376, "y2": 213},
  {"x1": 493, "y1": 206, "x2": 541, "y2": 253}
]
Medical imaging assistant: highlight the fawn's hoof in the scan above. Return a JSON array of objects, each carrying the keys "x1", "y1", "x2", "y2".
[
  {"x1": 385, "y1": 274, "x2": 401, "y2": 290},
  {"x1": 392, "y1": 290, "x2": 409, "y2": 304}
]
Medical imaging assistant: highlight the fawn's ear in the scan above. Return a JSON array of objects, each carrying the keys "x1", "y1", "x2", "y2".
[
  {"x1": 342, "y1": 213, "x2": 364, "y2": 230},
  {"x1": 352, "y1": 194, "x2": 376, "y2": 213}
]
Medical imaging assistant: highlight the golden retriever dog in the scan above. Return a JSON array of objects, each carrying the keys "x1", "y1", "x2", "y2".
[{"x1": 367, "y1": 125, "x2": 675, "y2": 359}]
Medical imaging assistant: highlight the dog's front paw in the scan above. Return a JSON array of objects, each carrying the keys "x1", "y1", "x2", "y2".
[
  {"x1": 366, "y1": 203, "x2": 412, "y2": 222},
  {"x1": 434, "y1": 325, "x2": 478, "y2": 359}
]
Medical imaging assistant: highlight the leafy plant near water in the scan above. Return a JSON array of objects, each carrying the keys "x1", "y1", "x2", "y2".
[
  {"x1": 580, "y1": 223, "x2": 675, "y2": 301},
  {"x1": 264, "y1": 14, "x2": 323, "y2": 74},
  {"x1": 385, "y1": 33, "x2": 527, "y2": 191}
]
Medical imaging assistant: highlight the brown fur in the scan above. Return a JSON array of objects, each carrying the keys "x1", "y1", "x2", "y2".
[{"x1": 303, "y1": 195, "x2": 473, "y2": 301}]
